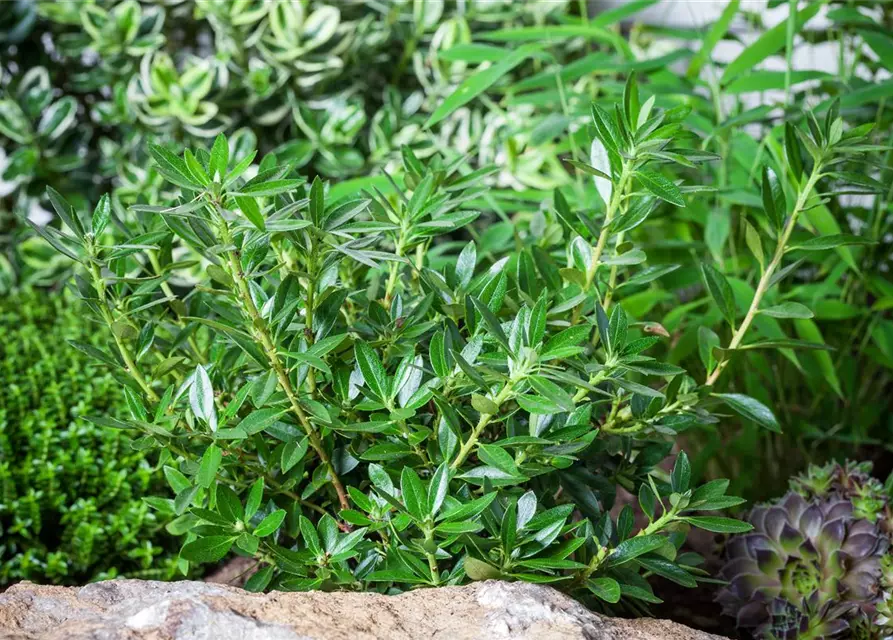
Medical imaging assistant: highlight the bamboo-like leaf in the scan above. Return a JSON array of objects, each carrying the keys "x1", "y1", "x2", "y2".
[{"x1": 425, "y1": 45, "x2": 541, "y2": 128}]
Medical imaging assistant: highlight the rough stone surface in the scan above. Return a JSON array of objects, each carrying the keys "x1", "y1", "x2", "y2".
[{"x1": 0, "y1": 579, "x2": 724, "y2": 640}]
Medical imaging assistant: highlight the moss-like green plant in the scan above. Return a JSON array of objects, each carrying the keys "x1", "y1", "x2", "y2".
[{"x1": 0, "y1": 290, "x2": 179, "y2": 585}]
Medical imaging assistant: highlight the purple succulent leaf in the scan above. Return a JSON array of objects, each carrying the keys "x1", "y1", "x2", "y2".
[
  {"x1": 750, "y1": 506, "x2": 768, "y2": 532},
  {"x1": 736, "y1": 600, "x2": 769, "y2": 627},
  {"x1": 799, "y1": 537, "x2": 818, "y2": 561},
  {"x1": 745, "y1": 533, "x2": 777, "y2": 559},
  {"x1": 729, "y1": 573, "x2": 782, "y2": 600},
  {"x1": 841, "y1": 565, "x2": 883, "y2": 600},
  {"x1": 817, "y1": 618, "x2": 850, "y2": 637},
  {"x1": 755, "y1": 547, "x2": 784, "y2": 574},
  {"x1": 726, "y1": 535, "x2": 751, "y2": 560},
  {"x1": 817, "y1": 519, "x2": 846, "y2": 555},
  {"x1": 824, "y1": 500, "x2": 853, "y2": 521},
  {"x1": 799, "y1": 504, "x2": 823, "y2": 539},
  {"x1": 765, "y1": 506, "x2": 789, "y2": 539},
  {"x1": 842, "y1": 532, "x2": 882, "y2": 559},
  {"x1": 779, "y1": 522, "x2": 805, "y2": 554},
  {"x1": 780, "y1": 492, "x2": 808, "y2": 518}
]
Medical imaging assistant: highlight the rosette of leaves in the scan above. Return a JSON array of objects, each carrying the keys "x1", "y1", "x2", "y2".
[
  {"x1": 0, "y1": 66, "x2": 86, "y2": 212},
  {"x1": 791, "y1": 460, "x2": 893, "y2": 533},
  {"x1": 192, "y1": 0, "x2": 270, "y2": 59},
  {"x1": 55, "y1": 0, "x2": 165, "y2": 89},
  {"x1": 128, "y1": 52, "x2": 229, "y2": 138},
  {"x1": 0, "y1": 290, "x2": 179, "y2": 585},
  {"x1": 38, "y1": 84, "x2": 752, "y2": 609},
  {"x1": 718, "y1": 491, "x2": 888, "y2": 639},
  {"x1": 284, "y1": 97, "x2": 369, "y2": 178}
]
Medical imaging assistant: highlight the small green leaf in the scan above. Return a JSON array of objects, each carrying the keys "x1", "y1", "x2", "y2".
[
  {"x1": 464, "y1": 557, "x2": 502, "y2": 580},
  {"x1": 180, "y1": 536, "x2": 236, "y2": 563},
  {"x1": 761, "y1": 166, "x2": 786, "y2": 231},
  {"x1": 91, "y1": 194, "x2": 111, "y2": 236},
  {"x1": 245, "y1": 478, "x2": 264, "y2": 520},
  {"x1": 209, "y1": 133, "x2": 229, "y2": 180},
  {"x1": 701, "y1": 263, "x2": 736, "y2": 327},
  {"x1": 429, "y1": 332, "x2": 449, "y2": 378},
  {"x1": 216, "y1": 485, "x2": 244, "y2": 522},
  {"x1": 281, "y1": 437, "x2": 309, "y2": 473},
  {"x1": 190, "y1": 365, "x2": 217, "y2": 432},
  {"x1": 428, "y1": 464, "x2": 450, "y2": 517},
  {"x1": 236, "y1": 409, "x2": 285, "y2": 435},
  {"x1": 244, "y1": 566, "x2": 274, "y2": 592},
  {"x1": 46, "y1": 187, "x2": 85, "y2": 239},
  {"x1": 528, "y1": 377, "x2": 574, "y2": 413},
  {"x1": 197, "y1": 444, "x2": 222, "y2": 489},
  {"x1": 254, "y1": 509, "x2": 287, "y2": 537},
  {"x1": 608, "y1": 306, "x2": 628, "y2": 353},
  {"x1": 698, "y1": 326, "x2": 720, "y2": 375},
  {"x1": 744, "y1": 220, "x2": 764, "y2": 270},
  {"x1": 790, "y1": 234, "x2": 874, "y2": 251},
  {"x1": 635, "y1": 171, "x2": 685, "y2": 207},
  {"x1": 234, "y1": 195, "x2": 265, "y2": 231},
  {"x1": 471, "y1": 394, "x2": 500, "y2": 415},
  {"x1": 478, "y1": 444, "x2": 519, "y2": 476},
  {"x1": 607, "y1": 534, "x2": 666, "y2": 566},
  {"x1": 715, "y1": 393, "x2": 780, "y2": 432},
  {"x1": 455, "y1": 241, "x2": 477, "y2": 290},
  {"x1": 400, "y1": 467, "x2": 427, "y2": 521},
  {"x1": 517, "y1": 394, "x2": 565, "y2": 415},
  {"x1": 671, "y1": 451, "x2": 690, "y2": 493},
  {"x1": 470, "y1": 296, "x2": 513, "y2": 356},
  {"x1": 785, "y1": 123, "x2": 804, "y2": 182},
  {"x1": 149, "y1": 143, "x2": 200, "y2": 189},
  {"x1": 541, "y1": 325, "x2": 591, "y2": 360},
  {"x1": 759, "y1": 302, "x2": 814, "y2": 319},
  {"x1": 356, "y1": 341, "x2": 389, "y2": 401},
  {"x1": 681, "y1": 516, "x2": 753, "y2": 534},
  {"x1": 586, "y1": 577, "x2": 621, "y2": 603}
]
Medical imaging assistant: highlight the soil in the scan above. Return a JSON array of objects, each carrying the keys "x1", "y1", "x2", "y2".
[
  {"x1": 654, "y1": 578, "x2": 742, "y2": 638},
  {"x1": 203, "y1": 556, "x2": 258, "y2": 588}
]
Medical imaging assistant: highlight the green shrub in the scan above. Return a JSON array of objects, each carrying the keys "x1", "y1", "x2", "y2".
[
  {"x1": 0, "y1": 290, "x2": 179, "y2": 585},
  {"x1": 39, "y1": 79, "x2": 765, "y2": 610}
]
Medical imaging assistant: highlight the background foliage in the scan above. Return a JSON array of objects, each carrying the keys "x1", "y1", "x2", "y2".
[
  {"x1": 0, "y1": 0, "x2": 573, "y2": 286},
  {"x1": 0, "y1": 290, "x2": 179, "y2": 585}
]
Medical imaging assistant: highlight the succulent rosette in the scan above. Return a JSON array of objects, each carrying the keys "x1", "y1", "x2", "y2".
[
  {"x1": 792, "y1": 461, "x2": 893, "y2": 536},
  {"x1": 718, "y1": 491, "x2": 887, "y2": 639}
]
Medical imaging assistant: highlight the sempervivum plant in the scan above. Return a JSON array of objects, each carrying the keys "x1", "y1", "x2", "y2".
[
  {"x1": 792, "y1": 461, "x2": 893, "y2": 536},
  {"x1": 718, "y1": 485, "x2": 889, "y2": 638}
]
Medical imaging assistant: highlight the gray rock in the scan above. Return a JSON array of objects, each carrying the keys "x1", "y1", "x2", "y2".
[{"x1": 0, "y1": 579, "x2": 724, "y2": 640}]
